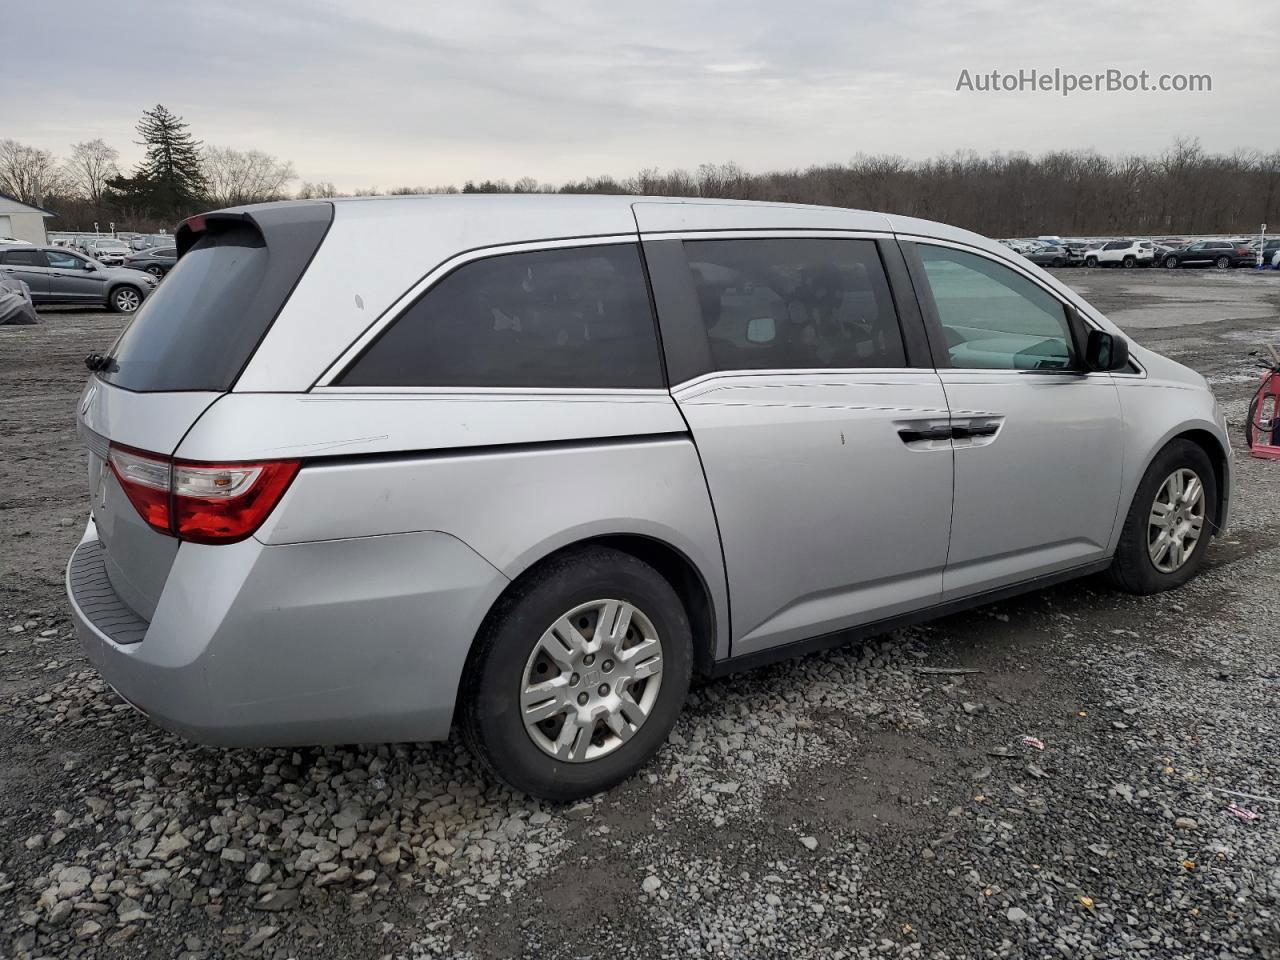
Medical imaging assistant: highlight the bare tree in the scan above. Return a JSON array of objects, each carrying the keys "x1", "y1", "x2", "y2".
[
  {"x1": 201, "y1": 146, "x2": 296, "y2": 207},
  {"x1": 0, "y1": 139, "x2": 70, "y2": 206},
  {"x1": 63, "y1": 139, "x2": 120, "y2": 207},
  {"x1": 296, "y1": 181, "x2": 339, "y2": 199}
]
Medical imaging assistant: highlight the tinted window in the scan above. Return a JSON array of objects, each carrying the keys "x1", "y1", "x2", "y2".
[
  {"x1": 100, "y1": 225, "x2": 271, "y2": 392},
  {"x1": 340, "y1": 244, "x2": 663, "y2": 389},
  {"x1": 679, "y1": 238, "x2": 905, "y2": 372},
  {"x1": 2, "y1": 249, "x2": 45, "y2": 267},
  {"x1": 916, "y1": 244, "x2": 1074, "y2": 371},
  {"x1": 155, "y1": 247, "x2": 177, "y2": 258},
  {"x1": 1103, "y1": 242, "x2": 1126, "y2": 251}
]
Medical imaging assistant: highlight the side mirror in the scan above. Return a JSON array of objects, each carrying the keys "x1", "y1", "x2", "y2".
[
  {"x1": 1085, "y1": 329, "x2": 1130, "y2": 372},
  {"x1": 85, "y1": 261, "x2": 99, "y2": 271}
]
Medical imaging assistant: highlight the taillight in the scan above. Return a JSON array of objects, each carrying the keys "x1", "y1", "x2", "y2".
[{"x1": 107, "y1": 444, "x2": 300, "y2": 544}]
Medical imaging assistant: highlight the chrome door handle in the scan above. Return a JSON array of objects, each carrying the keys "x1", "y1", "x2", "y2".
[{"x1": 898, "y1": 425, "x2": 952, "y2": 444}]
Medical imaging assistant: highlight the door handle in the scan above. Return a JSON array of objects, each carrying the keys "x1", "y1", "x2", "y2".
[
  {"x1": 898, "y1": 425, "x2": 952, "y2": 444},
  {"x1": 950, "y1": 423, "x2": 999, "y2": 440}
]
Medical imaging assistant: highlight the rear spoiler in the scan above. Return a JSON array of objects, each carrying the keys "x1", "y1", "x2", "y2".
[{"x1": 175, "y1": 201, "x2": 334, "y2": 260}]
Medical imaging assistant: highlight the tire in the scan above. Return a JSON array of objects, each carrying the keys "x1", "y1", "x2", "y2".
[
  {"x1": 1215, "y1": 256, "x2": 1230, "y2": 270},
  {"x1": 109, "y1": 286, "x2": 142, "y2": 313},
  {"x1": 1085, "y1": 256, "x2": 1098, "y2": 268},
  {"x1": 1122, "y1": 256, "x2": 1136, "y2": 268},
  {"x1": 1165, "y1": 257, "x2": 1179, "y2": 269},
  {"x1": 145, "y1": 264, "x2": 164, "y2": 278},
  {"x1": 1108, "y1": 439, "x2": 1217, "y2": 594},
  {"x1": 461, "y1": 546, "x2": 693, "y2": 801},
  {"x1": 1052, "y1": 257, "x2": 1066, "y2": 268}
]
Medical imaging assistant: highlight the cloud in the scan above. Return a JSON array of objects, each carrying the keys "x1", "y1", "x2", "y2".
[{"x1": 4, "y1": 0, "x2": 1276, "y2": 190}]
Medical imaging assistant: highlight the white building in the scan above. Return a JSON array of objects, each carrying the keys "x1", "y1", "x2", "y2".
[{"x1": 0, "y1": 193, "x2": 54, "y2": 244}]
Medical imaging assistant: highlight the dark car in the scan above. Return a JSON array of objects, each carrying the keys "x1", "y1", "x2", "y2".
[
  {"x1": 1024, "y1": 244, "x2": 1071, "y2": 268},
  {"x1": 123, "y1": 246, "x2": 178, "y2": 278},
  {"x1": 0, "y1": 245, "x2": 156, "y2": 312},
  {"x1": 1162, "y1": 240, "x2": 1255, "y2": 270}
]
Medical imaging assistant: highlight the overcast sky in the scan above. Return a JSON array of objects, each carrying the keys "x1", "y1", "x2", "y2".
[{"x1": 9, "y1": 1, "x2": 1278, "y2": 190}]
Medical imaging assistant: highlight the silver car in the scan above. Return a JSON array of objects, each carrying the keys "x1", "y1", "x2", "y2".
[
  {"x1": 0, "y1": 244, "x2": 155, "y2": 312},
  {"x1": 67, "y1": 196, "x2": 1231, "y2": 800}
]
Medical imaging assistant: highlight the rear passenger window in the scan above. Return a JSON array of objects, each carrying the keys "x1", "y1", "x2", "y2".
[
  {"x1": 2, "y1": 250, "x2": 45, "y2": 267},
  {"x1": 680, "y1": 238, "x2": 906, "y2": 373},
  {"x1": 340, "y1": 244, "x2": 664, "y2": 389}
]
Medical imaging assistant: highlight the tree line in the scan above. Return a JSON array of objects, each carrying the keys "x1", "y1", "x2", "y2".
[{"x1": 1, "y1": 105, "x2": 1277, "y2": 238}]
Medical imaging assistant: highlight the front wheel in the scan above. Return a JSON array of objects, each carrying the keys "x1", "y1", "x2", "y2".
[
  {"x1": 1122, "y1": 256, "x2": 1136, "y2": 268},
  {"x1": 1108, "y1": 439, "x2": 1216, "y2": 594},
  {"x1": 1215, "y1": 256, "x2": 1231, "y2": 270},
  {"x1": 461, "y1": 546, "x2": 693, "y2": 801},
  {"x1": 110, "y1": 286, "x2": 141, "y2": 313},
  {"x1": 1165, "y1": 257, "x2": 1179, "y2": 269}
]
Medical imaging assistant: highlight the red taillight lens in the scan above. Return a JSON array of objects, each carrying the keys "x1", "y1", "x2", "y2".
[{"x1": 107, "y1": 444, "x2": 300, "y2": 544}]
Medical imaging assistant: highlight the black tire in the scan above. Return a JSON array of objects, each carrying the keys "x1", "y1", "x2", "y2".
[
  {"x1": 1122, "y1": 256, "x2": 1136, "y2": 268},
  {"x1": 1108, "y1": 439, "x2": 1217, "y2": 594},
  {"x1": 1165, "y1": 257, "x2": 1179, "y2": 269},
  {"x1": 1052, "y1": 257, "x2": 1066, "y2": 268},
  {"x1": 1085, "y1": 256, "x2": 1098, "y2": 268},
  {"x1": 461, "y1": 546, "x2": 693, "y2": 801},
  {"x1": 1245, "y1": 393, "x2": 1258, "y2": 450},
  {"x1": 109, "y1": 286, "x2": 142, "y2": 313},
  {"x1": 1215, "y1": 256, "x2": 1231, "y2": 270},
  {"x1": 145, "y1": 264, "x2": 164, "y2": 278}
]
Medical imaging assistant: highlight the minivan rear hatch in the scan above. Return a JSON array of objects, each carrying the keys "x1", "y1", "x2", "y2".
[{"x1": 76, "y1": 202, "x2": 333, "y2": 625}]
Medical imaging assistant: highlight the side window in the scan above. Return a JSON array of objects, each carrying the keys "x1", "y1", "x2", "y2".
[
  {"x1": 915, "y1": 244, "x2": 1075, "y2": 371},
  {"x1": 339, "y1": 243, "x2": 664, "y2": 389},
  {"x1": 679, "y1": 238, "x2": 906, "y2": 372},
  {"x1": 46, "y1": 249, "x2": 86, "y2": 270},
  {"x1": 1104, "y1": 242, "x2": 1126, "y2": 251},
  {"x1": 2, "y1": 249, "x2": 47, "y2": 267}
]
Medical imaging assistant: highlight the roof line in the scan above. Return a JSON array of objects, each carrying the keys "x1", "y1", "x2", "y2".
[{"x1": 0, "y1": 191, "x2": 56, "y2": 217}]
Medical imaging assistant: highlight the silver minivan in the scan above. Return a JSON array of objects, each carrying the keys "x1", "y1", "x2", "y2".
[{"x1": 67, "y1": 196, "x2": 1231, "y2": 800}]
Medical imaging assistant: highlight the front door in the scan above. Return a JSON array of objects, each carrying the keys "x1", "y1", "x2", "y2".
[
  {"x1": 647, "y1": 235, "x2": 954, "y2": 656},
  {"x1": 903, "y1": 241, "x2": 1124, "y2": 598},
  {"x1": 45, "y1": 248, "x2": 108, "y2": 303}
]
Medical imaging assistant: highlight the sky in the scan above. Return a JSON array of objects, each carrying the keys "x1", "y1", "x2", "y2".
[{"x1": 6, "y1": 0, "x2": 1278, "y2": 192}]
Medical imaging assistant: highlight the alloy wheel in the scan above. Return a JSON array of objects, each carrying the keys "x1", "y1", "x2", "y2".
[
  {"x1": 1215, "y1": 256, "x2": 1230, "y2": 270},
  {"x1": 520, "y1": 599, "x2": 664, "y2": 763},
  {"x1": 114, "y1": 288, "x2": 141, "y2": 312},
  {"x1": 1147, "y1": 468, "x2": 1206, "y2": 573}
]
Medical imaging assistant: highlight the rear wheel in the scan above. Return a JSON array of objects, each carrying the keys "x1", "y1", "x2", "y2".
[
  {"x1": 1108, "y1": 440, "x2": 1216, "y2": 594},
  {"x1": 1052, "y1": 257, "x2": 1066, "y2": 268},
  {"x1": 1085, "y1": 256, "x2": 1098, "y2": 268},
  {"x1": 1122, "y1": 255, "x2": 1136, "y2": 268},
  {"x1": 145, "y1": 264, "x2": 164, "y2": 278},
  {"x1": 110, "y1": 286, "x2": 141, "y2": 313},
  {"x1": 462, "y1": 546, "x2": 693, "y2": 801},
  {"x1": 1215, "y1": 256, "x2": 1231, "y2": 270}
]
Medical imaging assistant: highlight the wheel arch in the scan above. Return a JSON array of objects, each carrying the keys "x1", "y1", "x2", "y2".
[
  {"x1": 1126, "y1": 426, "x2": 1231, "y2": 537},
  {"x1": 470, "y1": 532, "x2": 724, "y2": 683}
]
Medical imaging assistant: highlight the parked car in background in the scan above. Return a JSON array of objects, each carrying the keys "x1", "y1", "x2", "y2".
[
  {"x1": 1252, "y1": 239, "x2": 1280, "y2": 266},
  {"x1": 0, "y1": 244, "x2": 156, "y2": 312},
  {"x1": 1084, "y1": 240, "x2": 1156, "y2": 268},
  {"x1": 84, "y1": 238, "x2": 131, "y2": 265},
  {"x1": 1161, "y1": 240, "x2": 1254, "y2": 269},
  {"x1": 128, "y1": 234, "x2": 172, "y2": 251},
  {"x1": 66, "y1": 195, "x2": 1231, "y2": 800},
  {"x1": 123, "y1": 246, "x2": 177, "y2": 278},
  {"x1": 1024, "y1": 244, "x2": 1071, "y2": 267},
  {"x1": 0, "y1": 236, "x2": 24, "y2": 245}
]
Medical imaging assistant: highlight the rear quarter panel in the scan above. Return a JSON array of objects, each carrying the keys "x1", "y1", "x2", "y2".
[{"x1": 183, "y1": 392, "x2": 732, "y2": 660}]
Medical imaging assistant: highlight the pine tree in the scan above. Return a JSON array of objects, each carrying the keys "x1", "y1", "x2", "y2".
[{"x1": 128, "y1": 104, "x2": 207, "y2": 220}]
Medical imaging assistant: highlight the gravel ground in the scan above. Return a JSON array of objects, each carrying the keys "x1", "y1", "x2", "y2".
[{"x1": 1, "y1": 269, "x2": 1279, "y2": 960}]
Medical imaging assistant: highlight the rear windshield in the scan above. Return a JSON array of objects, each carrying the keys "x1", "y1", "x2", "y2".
[
  {"x1": 98, "y1": 203, "x2": 331, "y2": 392},
  {"x1": 99, "y1": 226, "x2": 270, "y2": 392}
]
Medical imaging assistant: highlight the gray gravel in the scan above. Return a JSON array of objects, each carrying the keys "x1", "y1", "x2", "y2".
[{"x1": 2, "y1": 272, "x2": 1279, "y2": 959}]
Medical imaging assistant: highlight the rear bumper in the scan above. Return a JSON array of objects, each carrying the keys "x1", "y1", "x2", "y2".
[{"x1": 66, "y1": 519, "x2": 508, "y2": 747}]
